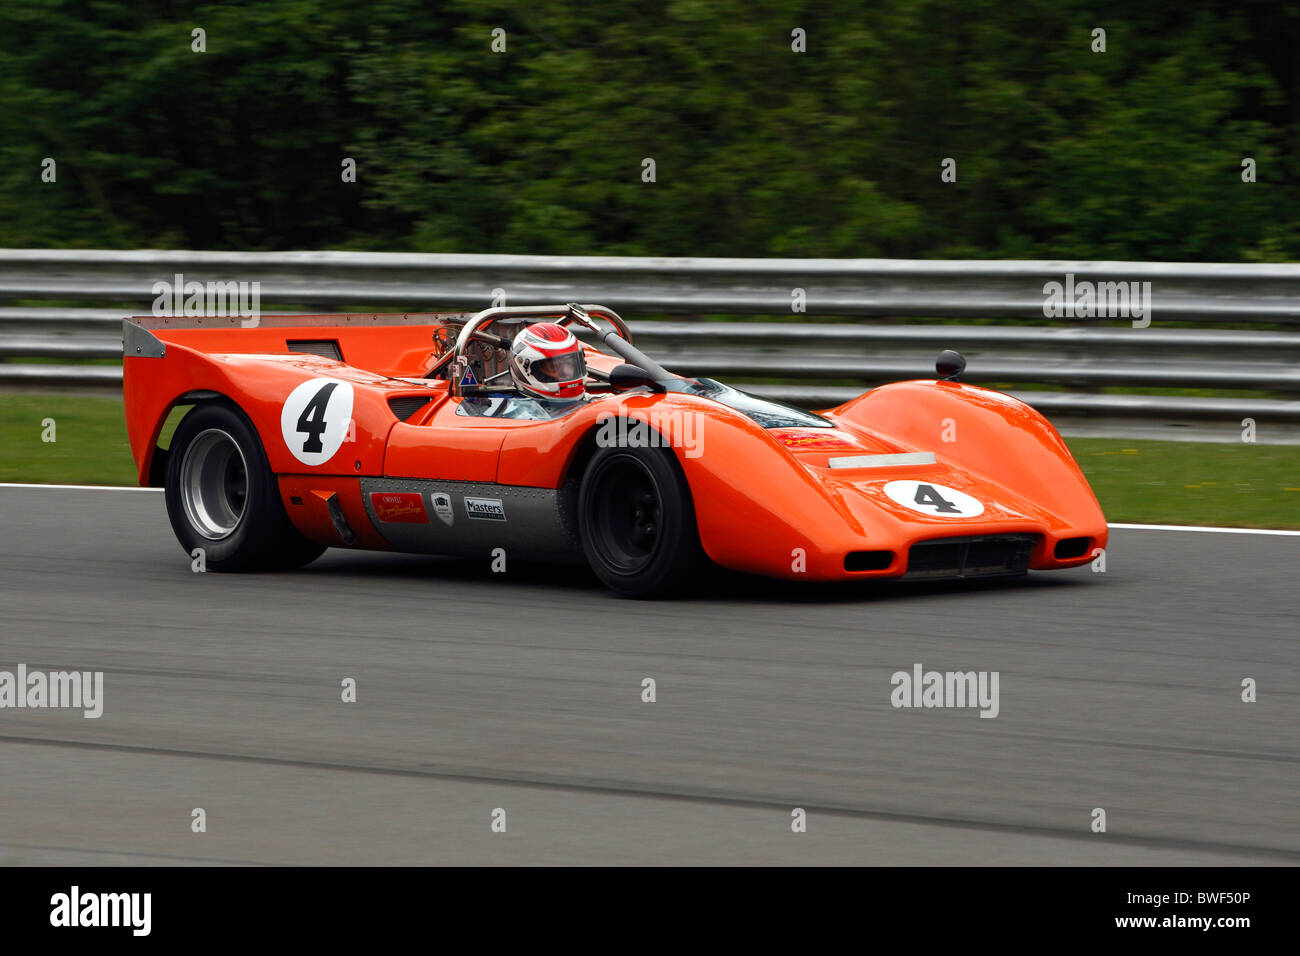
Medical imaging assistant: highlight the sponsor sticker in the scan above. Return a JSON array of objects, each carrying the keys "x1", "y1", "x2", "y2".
[
  {"x1": 430, "y1": 492, "x2": 454, "y2": 526},
  {"x1": 775, "y1": 431, "x2": 859, "y2": 451},
  {"x1": 464, "y1": 496, "x2": 506, "y2": 521},
  {"x1": 370, "y1": 492, "x2": 429, "y2": 523}
]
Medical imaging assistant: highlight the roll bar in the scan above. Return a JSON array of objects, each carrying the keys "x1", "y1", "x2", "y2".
[{"x1": 445, "y1": 303, "x2": 675, "y2": 396}]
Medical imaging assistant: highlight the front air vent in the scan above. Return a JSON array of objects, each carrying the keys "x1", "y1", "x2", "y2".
[
  {"x1": 388, "y1": 395, "x2": 434, "y2": 421},
  {"x1": 845, "y1": 550, "x2": 894, "y2": 572},
  {"x1": 287, "y1": 339, "x2": 343, "y2": 361},
  {"x1": 1053, "y1": 537, "x2": 1090, "y2": 560},
  {"x1": 905, "y1": 534, "x2": 1038, "y2": 580}
]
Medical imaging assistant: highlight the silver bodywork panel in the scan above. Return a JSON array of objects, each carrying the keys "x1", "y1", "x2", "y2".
[
  {"x1": 827, "y1": 451, "x2": 937, "y2": 469},
  {"x1": 122, "y1": 319, "x2": 167, "y2": 358},
  {"x1": 359, "y1": 476, "x2": 583, "y2": 562}
]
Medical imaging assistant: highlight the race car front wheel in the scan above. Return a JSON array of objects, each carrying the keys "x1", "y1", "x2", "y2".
[
  {"x1": 165, "y1": 403, "x2": 325, "y2": 571},
  {"x1": 577, "y1": 445, "x2": 704, "y2": 598}
]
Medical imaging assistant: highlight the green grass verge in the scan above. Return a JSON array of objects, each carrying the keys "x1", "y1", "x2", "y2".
[
  {"x1": 1, "y1": 392, "x2": 138, "y2": 485},
  {"x1": 1, "y1": 392, "x2": 1297, "y2": 528},
  {"x1": 1068, "y1": 438, "x2": 1299, "y2": 529}
]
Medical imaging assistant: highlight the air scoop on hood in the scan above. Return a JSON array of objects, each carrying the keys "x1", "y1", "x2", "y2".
[{"x1": 773, "y1": 426, "x2": 940, "y2": 475}]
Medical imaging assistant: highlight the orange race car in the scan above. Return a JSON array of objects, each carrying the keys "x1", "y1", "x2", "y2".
[{"x1": 122, "y1": 303, "x2": 1107, "y2": 597}]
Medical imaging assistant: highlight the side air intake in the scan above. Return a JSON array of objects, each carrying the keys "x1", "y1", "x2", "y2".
[
  {"x1": 286, "y1": 339, "x2": 343, "y2": 361},
  {"x1": 388, "y1": 396, "x2": 434, "y2": 421}
]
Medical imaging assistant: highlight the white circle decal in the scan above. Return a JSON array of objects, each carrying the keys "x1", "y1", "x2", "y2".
[
  {"x1": 883, "y1": 480, "x2": 984, "y2": 518},
  {"x1": 280, "y1": 378, "x2": 354, "y2": 466}
]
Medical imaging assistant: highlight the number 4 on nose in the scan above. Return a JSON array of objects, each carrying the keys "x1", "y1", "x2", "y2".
[{"x1": 914, "y1": 483, "x2": 961, "y2": 514}]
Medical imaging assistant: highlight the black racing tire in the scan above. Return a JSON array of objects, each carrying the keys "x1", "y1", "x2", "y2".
[
  {"x1": 164, "y1": 403, "x2": 325, "y2": 572},
  {"x1": 577, "y1": 444, "x2": 705, "y2": 598}
]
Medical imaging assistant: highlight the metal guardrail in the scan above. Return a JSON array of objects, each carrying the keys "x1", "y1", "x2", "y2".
[
  {"x1": 1, "y1": 252, "x2": 1299, "y2": 427},
  {"x1": 3, "y1": 249, "x2": 1300, "y2": 320}
]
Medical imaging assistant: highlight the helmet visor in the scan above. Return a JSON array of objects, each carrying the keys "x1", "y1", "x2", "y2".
[{"x1": 531, "y1": 351, "x2": 585, "y2": 384}]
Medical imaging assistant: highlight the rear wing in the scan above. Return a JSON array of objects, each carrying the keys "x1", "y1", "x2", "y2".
[
  {"x1": 124, "y1": 311, "x2": 475, "y2": 356},
  {"x1": 122, "y1": 313, "x2": 473, "y2": 487},
  {"x1": 123, "y1": 303, "x2": 641, "y2": 383},
  {"x1": 120, "y1": 305, "x2": 642, "y2": 486}
]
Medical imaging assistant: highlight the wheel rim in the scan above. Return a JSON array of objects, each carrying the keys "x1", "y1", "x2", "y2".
[
  {"x1": 587, "y1": 455, "x2": 663, "y2": 574},
  {"x1": 180, "y1": 428, "x2": 249, "y2": 540}
]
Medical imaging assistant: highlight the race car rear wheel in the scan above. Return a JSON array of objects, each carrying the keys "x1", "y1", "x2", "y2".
[
  {"x1": 577, "y1": 445, "x2": 703, "y2": 597},
  {"x1": 165, "y1": 403, "x2": 325, "y2": 571}
]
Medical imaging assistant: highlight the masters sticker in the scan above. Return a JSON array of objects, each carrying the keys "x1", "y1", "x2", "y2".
[
  {"x1": 464, "y1": 496, "x2": 506, "y2": 521},
  {"x1": 370, "y1": 492, "x2": 429, "y2": 523}
]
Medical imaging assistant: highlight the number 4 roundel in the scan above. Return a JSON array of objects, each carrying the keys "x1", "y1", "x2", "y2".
[
  {"x1": 883, "y1": 480, "x2": 984, "y2": 518},
  {"x1": 280, "y1": 377, "x2": 355, "y2": 466}
]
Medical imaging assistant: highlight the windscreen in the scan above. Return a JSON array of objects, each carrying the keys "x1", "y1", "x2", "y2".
[{"x1": 682, "y1": 379, "x2": 833, "y2": 429}]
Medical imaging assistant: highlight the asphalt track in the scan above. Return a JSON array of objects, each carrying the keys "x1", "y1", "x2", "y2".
[{"x1": 0, "y1": 485, "x2": 1295, "y2": 866}]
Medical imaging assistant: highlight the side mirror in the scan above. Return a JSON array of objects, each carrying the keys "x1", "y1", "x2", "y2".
[
  {"x1": 608, "y1": 363, "x2": 662, "y2": 391},
  {"x1": 936, "y1": 350, "x2": 966, "y2": 382}
]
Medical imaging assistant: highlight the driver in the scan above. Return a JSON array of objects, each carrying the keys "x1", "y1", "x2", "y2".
[{"x1": 507, "y1": 322, "x2": 587, "y2": 400}]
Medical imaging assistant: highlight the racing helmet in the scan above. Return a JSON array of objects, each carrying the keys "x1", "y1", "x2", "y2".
[{"x1": 508, "y1": 322, "x2": 587, "y2": 399}]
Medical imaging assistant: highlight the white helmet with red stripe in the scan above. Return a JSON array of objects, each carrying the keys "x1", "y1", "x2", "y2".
[{"x1": 508, "y1": 322, "x2": 587, "y2": 399}]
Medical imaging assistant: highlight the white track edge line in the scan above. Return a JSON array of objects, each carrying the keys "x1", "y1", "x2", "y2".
[
  {"x1": 0, "y1": 482, "x2": 161, "y2": 492},
  {"x1": 1107, "y1": 522, "x2": 1300, "y2": 536}
]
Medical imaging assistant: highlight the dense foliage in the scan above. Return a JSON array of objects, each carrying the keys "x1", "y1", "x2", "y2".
[{"x1": 1, "y1": 0, "x2": 1297, "y2": 259}]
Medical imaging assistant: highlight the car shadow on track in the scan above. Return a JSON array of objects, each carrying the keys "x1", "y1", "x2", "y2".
[
  {"x1": 301, "y1": 550, "x2": 1098, "y2": 605},
  {"x1": 694, "y1": 565, "x2": 1100, "y2": 606}
]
